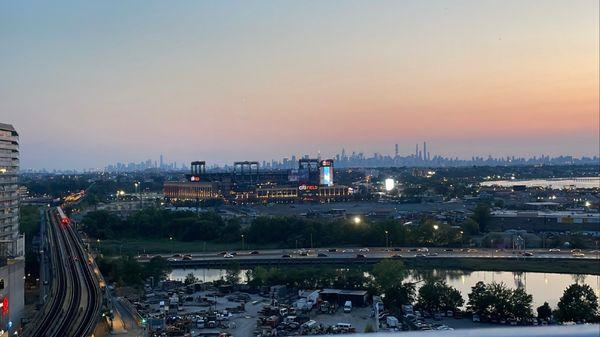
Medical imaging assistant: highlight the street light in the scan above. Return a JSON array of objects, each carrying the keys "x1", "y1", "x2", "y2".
[
  {"x1": 134, "y1": 181, "x2": 142, "y2": 209},
  {"x1": 432, "y1": 224, "x2": 439, "y2": 245},
  {"x1": 241, "y1": 234, "x2": 245, "y2": 250},
  {"x1": 353, "y1": 216, "x2": 361, "y2": 225},
  {"x1": 384, "y1": 230, "x2": 389, "y2": 249}
]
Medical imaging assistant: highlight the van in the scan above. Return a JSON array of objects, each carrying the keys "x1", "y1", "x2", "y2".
[
  {"x1": 336, "y1": 323, "x2": 352, "y2": 329},
  {"x1": 343, "y1": 300, "x2": 352, "y2": 313}
]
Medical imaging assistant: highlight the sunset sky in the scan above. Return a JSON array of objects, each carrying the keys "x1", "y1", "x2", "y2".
[{"x1": 1, "y1": 0, "x2": 598, "y2": 169}]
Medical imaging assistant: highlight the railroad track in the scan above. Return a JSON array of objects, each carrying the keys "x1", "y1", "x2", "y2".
[{"x1": 23, "y1": 208, "x2": 103, "y2": 337}]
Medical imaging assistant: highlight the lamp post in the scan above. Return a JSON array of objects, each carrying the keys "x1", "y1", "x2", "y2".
[
  {"x1": 134, "y1": 181, "x2": 142, "y2": 209},
  {"x1": 384, "y1": 230, "x2": 389, "y2": 249},
  {"x1": 241, "y1": 234, "x2": 245, "y2": 251},
  {"x1": 433, "y1": 224, "x2": 439, "y2": 245},
  {"x1": 169, "y1": 236, "x2": 174, "y2": 254}
]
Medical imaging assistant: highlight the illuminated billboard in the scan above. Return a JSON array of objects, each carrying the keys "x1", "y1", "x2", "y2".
[
  {"x1": 385, "y1": 178, "x2": 395, "y2": 191},
  {"x1": 319, "y1": 160, "x2": 334, "y2": 186},
  {"x1": 320, "y1": 166, "x2": 333, "y2": 186}
]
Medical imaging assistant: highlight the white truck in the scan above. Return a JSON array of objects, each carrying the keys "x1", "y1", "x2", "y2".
[
  {"x1": 386, "y1": 316, "x2": 399, "y2": 328},
  {"x1": 343, "y1": 300, "x2": 352, "y2": 313}
]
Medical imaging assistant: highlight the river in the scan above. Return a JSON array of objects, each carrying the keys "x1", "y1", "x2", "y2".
[
  {"x1": 169, "y1": 268, "x2": 600, "y2": 309},
  {"x1": 480, "y1": 177, "x2": 599, "y2": 189}
]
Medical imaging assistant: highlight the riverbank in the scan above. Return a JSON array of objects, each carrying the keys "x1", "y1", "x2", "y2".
[
  {"x1": 96, "y1": 239, "x2": 280, "y2": 255},
  {"x1": 403, "y1": 257, "x2": 600, "y2": 275},
  {"x1": 165, "y1": 256, "x2": 600, "y2": 276}
]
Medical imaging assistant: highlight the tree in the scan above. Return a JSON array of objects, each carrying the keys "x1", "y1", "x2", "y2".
[
  {"x1": 144, "y1": 256, "x2": 171, "y2": 282},
  {"x1": 383, "y1": 282, "x2": 416, "y2": 311},
  {"x1": 418, "y1": 279, "x2": 464, "y2": 313},
  {"x1": 184, "y1": 273, "x2": 197, "y2": 285},
  {"x1": 555, "y1": 283, "x2": 599, "y2": 323},
  {"x1": 536, "y1": 302, "x2": 552, "y2": 321},
  {"x1": 472, "y1": 204, "x2": 491, "y2": 232},
  {"x1": 461, "y1": 218, "x2": 480, "y2": 235},
  {"x1": 467, "y1": 282, "x2": 514, "y2": 319},
  {"x1": 509, "y1": 287, "x2": 533, "y2": 320},
  {"x1": 225, "y1": 262, "x2": 241, "y2": 285},
  {"x1": 467, "y1": 281, "x2": 491, "y2": 317},
  {"x1": 371, "y1": 259, "x2": 406, "y2": 291}
]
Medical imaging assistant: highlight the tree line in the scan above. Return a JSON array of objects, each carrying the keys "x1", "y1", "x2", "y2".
[
  {"x1": 82, "y1": 208, "x2": 242, "y2": 242},
  {"x1": 245, "y1": 260, "x2": 598, "y2": 323},
  {"x1": 82, "y1": 207, "x2": 489, "y2": 247},
  {"x1": 96, "y1": 255, "x2": 170, "y2": 286}
]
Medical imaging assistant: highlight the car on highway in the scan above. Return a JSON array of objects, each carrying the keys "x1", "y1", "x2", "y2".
[
  {"x1": 250, "y1": 251, "x2": 260, "y2": 255},
  {"x1": 223, "y1": 253, "x2": 234, "y2": 258},
  {"x1": 358, "y1": 248, "x2": 370, "y2": 252},
  {"x1": 343, "y1": 249, "x2": 354, "y2": 253},
  {"x1": 445, "y1": 248, "x2": 454, "y2": 252},
  {"x1": 521, "y1": 251, "x2": 534, "y2": 257},
  {"x1": 356, "y1": 254, "x2": 366, "y2": 258},
  {"x1": 299, "y1": 250, "x2": 310, "y2": 256},
  {"x1": 328, "y1": 248, "x2": 337, "y2": 252},
  {"x1": 172, "y1": 253, "x2": 182, "y2": 258},
  {"x1": 182, "y1": 255, "x2": 192, "y2": 260},
  {"x1": 548, "y1": 248, "x2": 561, "y2": 253},
  {"x1": 318, "y1": 253, "x2": 328, "y2": 257},
  {"x1": 427, "y1": 252, "x2": 439, "y2": 257},
  {"x1": 217, "y1": 251, "x2": 227, "y2": 256},
  {"x1": 393, "y1": 247, "x2": 402, "y2": 251},
  {"x1": 282, "y1": 254, "x2": 291, "y2": 258},
  {"x1": 572, "y1": 252, "x2": 585, "y2": 257},
  {"x1": 417, "y1": 248, "x2": 429, "y2": 253},
  {"x1": 167, "y1": 257, "x2": 177, "y2": 262},
  {"x1": 467, "y1": 248, "x2": 478, "y2": 253}
]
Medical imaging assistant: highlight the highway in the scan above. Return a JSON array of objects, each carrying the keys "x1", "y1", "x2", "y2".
[
  {"x1": 138, "y1": 246, "x2": 600, "y2": 268},
  {"x1": 24, "y1": 208, "x2": 103, "y2": 337}
]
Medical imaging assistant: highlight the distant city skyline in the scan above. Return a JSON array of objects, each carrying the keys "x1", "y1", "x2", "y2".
[
  {"x1": 2, "y1": 1, "x2": 599, "y2": 169},
  {"x1": 22, "y1": 144, "x2": 600, "y2": 173}
]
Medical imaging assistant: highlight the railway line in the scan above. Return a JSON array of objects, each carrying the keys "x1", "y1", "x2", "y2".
[{"x1": 23, "y1": 207, "x2": 103, "y2": 337}]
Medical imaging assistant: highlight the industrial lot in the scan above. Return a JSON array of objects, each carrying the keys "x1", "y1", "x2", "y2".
[{"x1": 134, "y1": 279, "x2": 475, "y2": 337}]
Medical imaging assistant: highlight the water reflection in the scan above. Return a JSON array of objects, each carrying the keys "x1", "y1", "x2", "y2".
[
  {"x1": 571, "y1": 274, "x2": 587, "y2": 284},
  {"x1": 169, "y1": 268, "x2": 600, "y2": 308},
  {"x1": 513, "y1": 272, "x2": 525, "y2": 289},
  {"x1": 408, "y1": 269, "x2": 473, "y2": 282}
]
